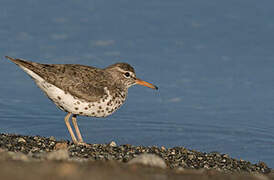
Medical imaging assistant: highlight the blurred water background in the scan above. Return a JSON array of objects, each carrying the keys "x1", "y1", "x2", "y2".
[{"x1": 1, "y1": 0, "x2": 274, "y2": 167}]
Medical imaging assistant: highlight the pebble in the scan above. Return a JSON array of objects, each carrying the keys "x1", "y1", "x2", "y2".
[
  {"x1": 7, "y1": 151, "x2": 29, "y2": 161},
  {"x1": 188, "y1": 155, "x2": 194, "y2": 160},
  {"x1": 128, "y1": 153, "x2": 167, "y2": 168},
  {"x1": 54, "y1": 142, "x2": 68, "y2": 150},
  {"x1": 18, "y1": 137, "x2": 26, "y2": 143},
  {"x1": 161, "y1": 146, "x2": 166, "y2": 151},
  {"x1": 108, "y1": 141, "x2": 117, "y2": 147},
  {"x1": 49, "y1": 136, "x2": 56, "y2": 141},
  {"x1": 46, "y1": 149, "x2": 69, "y2": 161}
]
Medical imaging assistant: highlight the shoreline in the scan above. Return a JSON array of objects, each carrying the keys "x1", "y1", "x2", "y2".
[{"x1": 0, "y1": 133, "x2": 273, "y2": 180}]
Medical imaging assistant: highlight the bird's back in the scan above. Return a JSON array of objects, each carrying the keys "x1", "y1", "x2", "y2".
[{"x1": 5, "y1": 56, "x2": 111, "y2": 102}]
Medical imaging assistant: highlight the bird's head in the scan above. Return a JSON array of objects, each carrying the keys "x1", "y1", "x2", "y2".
[{"x1": 105, "y1": 63, "x2": 158, "y2": 90}]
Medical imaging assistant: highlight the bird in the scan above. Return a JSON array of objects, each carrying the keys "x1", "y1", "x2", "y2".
[{"x1": 5, "y1": 56, "x2": 158, "y2": 145}]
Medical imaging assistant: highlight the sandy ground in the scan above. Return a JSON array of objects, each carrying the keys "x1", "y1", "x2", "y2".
[
  {"x1": 0, "y1": 161, "x2": 274, "y2": 180},
  {"x1": 0, "y1": 160, "x2": 273, "y2": 180}
]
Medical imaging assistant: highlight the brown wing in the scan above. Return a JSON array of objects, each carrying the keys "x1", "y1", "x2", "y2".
[{"x1": 5, "y1": 56, "x2": 109, "y2": 102}]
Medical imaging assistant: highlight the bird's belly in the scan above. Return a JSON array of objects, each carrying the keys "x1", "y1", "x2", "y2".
[{"x1": 36, "y1": 80, "x2": 124, "y2": 117}]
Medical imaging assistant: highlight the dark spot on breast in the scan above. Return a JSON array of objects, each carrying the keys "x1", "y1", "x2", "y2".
[
  {"x1": 99, "y1": 106, "x2": 102, "y2": 109},
  {"x1": 106, "y1": 107, "x2": 109, "y2": 111},
  {"x1": 85, "y1": 107, "x2": 88, "y2": 110},
  {"x1": 79, "y1": 112, "x2": 83, "y2": 115},
  {"x1": 101, "y1": 110, "x2": 104, "y2": 113},
  {"x1": 97, "y1": 110, "x2": 100, "y2": 113},
  {"x1": 92, "y1": 112, "x2": 95, "y2": 115},
  {"x1": 107, "y1": 100, "x2": 112, "y2": 106},
  {"x1": 88, "y1": 104, "x2": 91, "y2": 108},
  {"x1": 75, "y1": 107, "x2": 78, "y2": 110},
  {"x1": 57, "y1": 96, "x2": 61, "y2": 100},
  {"x1": 77, "y1": 101, "x2": 80, "y2": 104}
]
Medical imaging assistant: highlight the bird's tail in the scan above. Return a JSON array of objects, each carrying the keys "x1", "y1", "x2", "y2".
[
  {"x1": 5, "y1": 56, "x2": 19, "y2": 64},
  {"x1": 5, "y1": 56, "x2": 37, "y2": 70}
]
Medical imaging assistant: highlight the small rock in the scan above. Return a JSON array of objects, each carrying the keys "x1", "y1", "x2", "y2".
[
  {"x1": 108, "y1": 141, "x2": 117, "y2": 147},
  {"x1": 18, "y1": 137, "x2": 26, "y2": 143},
  {"x1": 49, "y1": 136, "x2": 56, "y2": 141},
  {"x1": 188, "y1": 155, "x2": 194, "y2": 160},
  {"x1": 8, "y1": 151, "x2": 30, "y2": 161},
  {"x1": 176, "y1": 167, "x2": 185, "y2": 171},
  {"x1": 54, "y1": 142, "x2": 68, "y2": 150},
  {"x1": 33, "y1": 136, "x2": 39, "y2": 141},
  {"x1": 161, "y1": 146, "x2": 166, "y2": 151},
  {"x1": 46, "y1": 149, "x2": 69, "y2": 161},
  {"x1": 31, "y1": 147, "x2": 40, "y2": 152},
  {"x1": 170, "y1": 150, "x2": 176, "y2": 155},
  {"x1": 204, "y1": 164, "x2": 210, "y2": 169},
  {"x1": 0, "y1": 148, "x2": 7, "y2": 153},
  {"x1": 128, "y1": 153, "x2": 167, "y2": 168},
  {"x1": 181, "y1": 160, "x2": 187, "y2": 166}
]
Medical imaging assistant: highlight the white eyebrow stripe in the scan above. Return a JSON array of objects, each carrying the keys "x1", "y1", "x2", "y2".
[{"x1": 117, "y1": 67, "x2": 136, "y2": 77}]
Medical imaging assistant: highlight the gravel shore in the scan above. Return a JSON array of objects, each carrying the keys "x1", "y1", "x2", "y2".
[{"x1": 0, "y1": 133, "x2": 273, "y2": 180}]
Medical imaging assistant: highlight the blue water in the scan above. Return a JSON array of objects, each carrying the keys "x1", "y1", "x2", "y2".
[{"x1": 1, "y1": 0, "x2": 274, "y2": 167}]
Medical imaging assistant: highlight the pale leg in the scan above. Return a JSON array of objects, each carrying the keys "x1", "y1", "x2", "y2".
[
  {"x1": 71, "y1": 115, "x2": 84, "y2": 143},
  {"x1": 64, "y1": 112, "x2": 78, "y2": 144}
]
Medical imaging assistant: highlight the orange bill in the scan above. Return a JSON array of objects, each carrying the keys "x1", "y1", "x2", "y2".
[{"x1": 135, "y1": 78, "x2": 158, "y2": 90}]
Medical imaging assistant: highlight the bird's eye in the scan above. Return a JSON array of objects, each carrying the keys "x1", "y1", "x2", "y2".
[{"x1": 124, "y1": 72, "x2": 130, "y2": 78}]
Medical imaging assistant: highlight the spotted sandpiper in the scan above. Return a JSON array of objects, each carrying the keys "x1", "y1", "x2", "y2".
[{"x1": 5, "y1": 56, "x2": 158, "y2": 145}]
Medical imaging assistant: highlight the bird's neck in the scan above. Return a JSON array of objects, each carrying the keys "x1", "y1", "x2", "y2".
[{"x1": 112, "y1": 86, "x2": 128, "y2": 100}]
